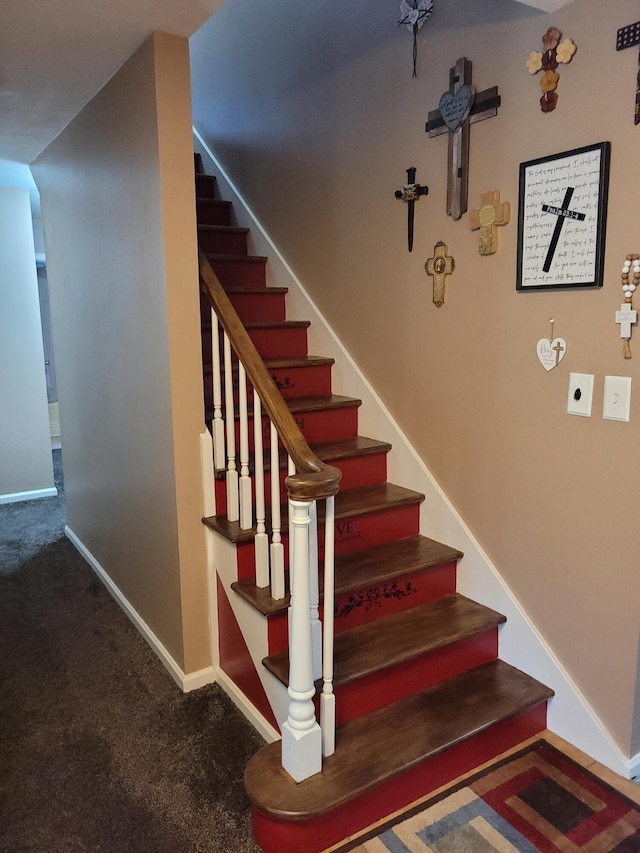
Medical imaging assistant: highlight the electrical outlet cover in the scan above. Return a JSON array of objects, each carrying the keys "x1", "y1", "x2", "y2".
[
  {"x1": 603, "y1": 375, "x2": 631, "y2": 422},
  {"x1": 567, "y1": 373, "x2": 594, "y2": 417}
]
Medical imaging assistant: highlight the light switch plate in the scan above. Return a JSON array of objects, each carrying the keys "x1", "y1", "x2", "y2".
[
  {"x1": 567, "y1": 373, "x2": 594, "y2": 417},
  {"x1": 603, "y1": 375, "x2": 631, "y2": 422}
]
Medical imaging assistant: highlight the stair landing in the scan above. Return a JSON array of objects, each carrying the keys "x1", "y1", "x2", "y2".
[{"x1": 245, "y1": 659, "x2": 553, "y2": 853}]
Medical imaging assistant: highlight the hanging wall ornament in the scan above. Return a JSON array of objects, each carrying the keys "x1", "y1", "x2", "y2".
[
  {"x1": 526, "y1": 27, "x2": 576, "y2": 112},
  {"x1": 536, "y1": 318, "x2": 567, "y2": 371},
  {"x1": 398, "y1": 0, "x2": 433, "y2": 78}
]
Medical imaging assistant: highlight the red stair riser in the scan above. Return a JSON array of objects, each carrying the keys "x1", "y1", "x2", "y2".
[
  {"x1": 204, "y1": 363, "x2": 332, "y2": 406},
  {"x1": 246, "y1": 327, "x2": 308, "y2": 359},
  {"x1": 196, "y1": 201, "x2": 231, "y2": 227},
  {"x1": 236, "y1": 503, "x2": 422, "y2": 580},
  {"x1": 267, "y1": 364, "x2": 332, "y2": 399},
  {"x1": 198, "y1": 228, "x2": 248, "y2": 256},
  {"x1": 250, "y1": 704, "x2": 549, "y2": 853},
  {"x1": 226, "y1": 292, "x2": 287, "y2": 323},
  {"x1": 266, "y1": 563, "x2": 457, "y2": 653},
  {"x1": 213, "y1": 451, "x2": 388, "y2": 516},
  {"x1": 217, "y1": 406, "x2": 360, "y2": 454},
  {"x1": 319, "y1": 630, "x2": 499, "y2": 727},
  {"x1": 195, "y1": 175, "x2": 217, "y2": 198},
  {"x1": 209, "y1": 257, "x2": 266, "y2": 289}
]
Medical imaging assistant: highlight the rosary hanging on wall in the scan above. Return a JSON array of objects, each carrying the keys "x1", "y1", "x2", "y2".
[
  {"x1": 616, "y1": 255, "x2": 639, "y2": 358},
  {"x1": 398, "y1": 0, "x2": 433, "y2": 77}
]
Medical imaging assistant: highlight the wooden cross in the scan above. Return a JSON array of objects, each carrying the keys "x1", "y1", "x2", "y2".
[
  {"x1": 425, "y1": 241, "x2": 455, "y2": 307},
  {"x1": 616, "y1": 21, "x2": 640, "y2": 124},
  {"x1": 552, "y1": 338, "x2": 566, "y2": 365},
  {"x1": 425, "y1": 58, "x2": 501, "y2": 220},
  {"x1": 468, "y1": 190, "x2": 510, "y2": 255},
  {"x1": 616, "y1": 303, "x2": 637, "y2": 358}
]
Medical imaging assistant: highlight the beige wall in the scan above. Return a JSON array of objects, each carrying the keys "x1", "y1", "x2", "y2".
[
  {"x1": 191, "y1": 0, "x2": 640, "y2": 753},
  {"x1": 0, "y1": 186, "x2": 54, "y2": 500},
  {"x1": 33, "y1": 32, "x2": 209, "y2": 675}
]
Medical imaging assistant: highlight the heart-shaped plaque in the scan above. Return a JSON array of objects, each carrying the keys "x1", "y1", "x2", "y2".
[
  {"x1": 536, "y1": 337, "x2": 567, "y2": 371},
  {"x1": 438, "y1": 84, "x2": 476, "y2": 132}
]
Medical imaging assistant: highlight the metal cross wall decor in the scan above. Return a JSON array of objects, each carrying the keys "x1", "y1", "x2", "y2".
[
  {"x1": 425, "y1": 241, "x2": 455, "y2": 307},
  {"x1": 616, "y1": 21, "x2": 640, "y2": 124},
  {"x1": 425, "y1": 58, "x2": 501, "y2": 220},
  {"x1": 395, "y1": 167, "x2": 429, "y2": 252}
]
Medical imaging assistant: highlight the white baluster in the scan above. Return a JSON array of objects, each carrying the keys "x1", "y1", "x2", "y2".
[
  {"x1": 223, "y1": 332, "x2": 239, "y2": 522},
  {"x1": 309, "y1": 501, "x2": 322, "y2": 681},
  {"x1": 287, "y1": 455, "x2": 296, "y2": 643},
  {"x1": 270, "y1": 422, "x2": 285, "y2": 600},
  {"x1": 253, "y1": 392, "x2": 269, "y2": 587},
  {"x1": 210, "y1": 308, "x2": 225, "y2": 471},
  {"x1": 281, "y1": 499, "x2": 322, "y2": 782},
  {"x1": 238, "y1": 362, "x2": 252, "y2": 530},
  {"x1": 321, "y1": 495, "x2": 336, "y2": 757}
]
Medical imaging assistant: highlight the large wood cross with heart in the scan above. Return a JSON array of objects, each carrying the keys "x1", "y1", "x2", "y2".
[{"x1": 425, "y1": 58, "x2": 501, "y2": 220}]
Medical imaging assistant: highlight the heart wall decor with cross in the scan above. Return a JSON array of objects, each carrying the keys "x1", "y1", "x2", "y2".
[
  {"x1": 536, "y1": 337, "x2": 567, "y2": 371},
  {"x1": 438, "y1": 85, "x2": 475, "y2": 132}
]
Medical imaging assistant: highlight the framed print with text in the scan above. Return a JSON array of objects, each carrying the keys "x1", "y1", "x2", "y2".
[{"x1": 516, "y1": 142, "x2": 611, "y2": 291}]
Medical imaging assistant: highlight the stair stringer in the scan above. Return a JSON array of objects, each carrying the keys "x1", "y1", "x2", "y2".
[
  {"x1": 193, "y1": 128, "x2": 631, "y2": 779},
  {"x1": 208, "y1": 529, "x2": 288, "y2": 743}
]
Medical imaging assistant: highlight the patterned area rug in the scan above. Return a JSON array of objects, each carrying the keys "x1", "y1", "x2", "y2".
[{"x1": 349, "y1": 741, "x2": 640, "y2": 852}]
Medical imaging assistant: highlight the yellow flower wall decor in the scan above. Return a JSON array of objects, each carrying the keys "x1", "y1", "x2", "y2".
[{"x1": 526, "y1": 27, "x2": 577, "y2": 112}]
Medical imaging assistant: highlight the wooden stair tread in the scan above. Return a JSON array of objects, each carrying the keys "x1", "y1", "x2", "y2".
[
  {"x1": 205, "y1": 393, "x2": 362, "y2": 425},
  {"x1": 196, "y1": 197, "x2": 231, "y2": 206},
  {"x1": 203, "y1": 354, "x2": 334, "y2": 374},
  {"x1": 232, "y1": 534, "x2": 460, "y2": 615},
  {"x1": 203, "y1": 482, "x2": 425, "y2": 543},
  {"x1": 263, "y1": 594, "x2": 505, "y2": 687},
  {"x1": 206, "y1": 252, "x2": 268, "y2": 263},
  {"x1": 243, "y1": 320, "x2": 311, "y2": 330},
  {"x1": 223, "y1": 285, "x2": 288, "y2": 295},
  {"x1": 198, "y1": 224, "x2": 249, "y2": 235},
  {"x1": 226, "y1": 435, "x2": 391, "y2": 480},
  {"x1": 244, "y1": 659, "x2": 554, "y2": 819}
]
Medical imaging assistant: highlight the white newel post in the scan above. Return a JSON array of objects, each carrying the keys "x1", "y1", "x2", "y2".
[{"x1": 281, "y1": 499, "x2": 322, "y2": 782}]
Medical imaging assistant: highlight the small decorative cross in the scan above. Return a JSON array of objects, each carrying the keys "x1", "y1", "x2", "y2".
[
  {"x1": 468, "y1": 190, "x2": 510, "y2": 255},
  {"x1": 616, "y1": 304, "x2": 638, "y2": 358},
  {"x1": 616, "y1": 21, "x2": 640, "y2": 124},
  {"x1": 425, "y1": 58, "x2": 501, "y2": 220},
  {"x1": 395, "y1": 167, "x2": 429, "y2": 252},
  {"x1": 552, "y1": 338, "x2": 566, "y2": 365},
  {"x1": 425, "y1": 241, "x2": 455, "y2": 307}
]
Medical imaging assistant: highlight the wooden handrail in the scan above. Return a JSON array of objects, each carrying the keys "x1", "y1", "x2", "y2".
[{"x1": 199, "y1": 251, "x2": 342, "y2": 502}]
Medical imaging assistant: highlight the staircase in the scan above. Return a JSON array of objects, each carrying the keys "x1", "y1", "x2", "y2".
[{"x1": 195, "y1": 155, "x2": 553, "y2": 853}]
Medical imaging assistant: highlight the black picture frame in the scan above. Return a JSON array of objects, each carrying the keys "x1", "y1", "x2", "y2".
[{"x1": 516, "y1": 142, "x2": 611, "y2": 291}]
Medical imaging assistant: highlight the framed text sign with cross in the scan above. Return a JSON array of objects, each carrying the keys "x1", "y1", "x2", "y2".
[{"x1": 516, "y1": 142, "x2": 611, "y2": 291}]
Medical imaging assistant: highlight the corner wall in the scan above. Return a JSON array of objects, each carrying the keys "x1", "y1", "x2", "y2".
[
  {"x1": 32, "y1": 32, "x2": 210, "y2": 678},
  {"x1": 0, "y1": 186, "x2": 54, "y2": 502},
  {"x1": 190, "y1": 0, "x2": 640, "y2": 754}
]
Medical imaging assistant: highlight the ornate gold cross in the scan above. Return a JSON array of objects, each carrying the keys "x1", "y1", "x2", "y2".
[
  {"x1": 469, "y1": 190, "x2": 511, "y2": 255},
  {"x1": 425, "y1": 241, "x2": 455, "y2": 307}
]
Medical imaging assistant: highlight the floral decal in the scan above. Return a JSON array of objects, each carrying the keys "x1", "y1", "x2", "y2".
[
  {"x1": 526, "y1": 27, "x2": 576, "y2": 112},
  {"x1": 334, "y1": 581, "x2": 417, "y2": 619}
]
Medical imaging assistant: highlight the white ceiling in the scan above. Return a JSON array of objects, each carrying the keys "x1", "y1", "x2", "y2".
[
  {"x1": 0, "y1": 0, "x2": 224, "y2": 166},
  {"x1": 0, "y1": 0, "x2": 559, "y2": 213}
]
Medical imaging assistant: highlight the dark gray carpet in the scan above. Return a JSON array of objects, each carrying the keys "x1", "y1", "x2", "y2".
[{"x1": 0, "y1": 449, "x2": 264, "y2": 852}]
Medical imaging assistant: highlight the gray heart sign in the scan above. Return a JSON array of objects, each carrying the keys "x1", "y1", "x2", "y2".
[{"x1": 438, "y1": 84, "x2": 476, "y2": 132}]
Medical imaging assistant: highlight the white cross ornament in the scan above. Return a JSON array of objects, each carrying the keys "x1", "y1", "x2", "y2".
[
  {"x1": 616, "y1": 303, "x2": 637, "y2": 359},
  {"x1": 616, "y1": 304, "x2": 637, "y2": 338}
]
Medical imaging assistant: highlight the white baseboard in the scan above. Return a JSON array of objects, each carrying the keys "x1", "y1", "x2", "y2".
[
  {"x1": 216, "y1": 668, "x2": 280, "y2": 743},
  {"x1": 65, "y1": 525, "x2": 215, "y2": 694},
  {"x1": 193, "y1": 128, "x2": 633, "y2": 779},
  {"x1": 0, "y1": 487, "x2": 57, "y2": 505}
]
